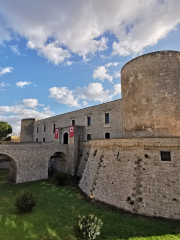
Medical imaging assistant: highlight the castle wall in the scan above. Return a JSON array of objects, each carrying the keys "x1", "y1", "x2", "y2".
[
  {"x1": 121, "y1": 51, "x2": 180, "y2": 137},
  {"x1": 79, "y1": 138, "x2": 180, "y2": 220},
  {"x1": 33, "y1": 99, "x2": 123, "y2": 143},
  {"x1": 20, "y1": 118, "x2": 35, "y2": 142}
]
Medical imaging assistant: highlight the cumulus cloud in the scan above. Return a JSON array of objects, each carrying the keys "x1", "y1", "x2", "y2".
[
  {"x1": 16, "y1": 81, "x2": 31, "y2": 88},
  {"x1": 0, "y1": 103, "x2": 54, "y2": 134},
  {"x1": 49, "y1": 82, "x2": 121, "y2": 108},
  {"x1": 93, "y1": 66, "x2": 113, "y2": 82},
  {"x1": 0, "y1": 67, "x2": 13, "y2": 77},
  {"x1": 10, "y1": 44, "x2": 20, "y2": 55},
  {"x1": 23, "y1": 98, "x2": 44, "y2": 109},
  {"x1": 27, "y1": 40, "x2": 71, "y2": 65},
  {"x1": 49, "y1": 87, "x2": 80, "y2": 108},
  {"x1": 0, "y1": 0, "x2": 179, "y2": 62}
]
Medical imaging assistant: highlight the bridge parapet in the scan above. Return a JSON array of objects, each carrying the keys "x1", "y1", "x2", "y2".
[{"x1": 0, "y1": 143, "x2": 70, "y2": 183}]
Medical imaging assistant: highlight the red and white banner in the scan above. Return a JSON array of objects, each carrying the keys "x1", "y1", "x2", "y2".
[
  {"x1": 55, "y1": 128, "x2": 59, "y2": 139},
  {"x1": 69, "y1": 126, "x2": 74, "y2": 138}
]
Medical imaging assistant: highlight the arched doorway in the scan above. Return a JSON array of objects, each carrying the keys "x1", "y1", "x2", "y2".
[
  {"x1": 63, "y1": 132, "x2": 68, "y2": 144},
  {"x1": 0, "y1": 153, "x2": 17, "y2": 183},
  {"x1": 48, "y1": 152, "x2": 67, "y2": 176}
]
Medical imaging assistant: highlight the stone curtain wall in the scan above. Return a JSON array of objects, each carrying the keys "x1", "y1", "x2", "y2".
[
  {"x1": 33, "y1": 99, "x2": 123, "y2": 143},
  {"x1": 0, "y1": 143, "x2": 69, "y2": 183},
  {"x1": 121, "y1": 51, "x2": 180, "y2": 137},
  {"x1": 79, "y1": 138, "x2": 180, "y2": 220}
]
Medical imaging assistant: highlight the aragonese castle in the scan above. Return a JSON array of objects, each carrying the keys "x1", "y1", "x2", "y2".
[{"x1": 1, "y1": 50, "x2": 180, "y2": 220}]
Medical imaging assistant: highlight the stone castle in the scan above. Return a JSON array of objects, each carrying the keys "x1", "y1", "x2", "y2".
[{"x1": 0, "y1": 50, "x2": 180, "y2": 220}]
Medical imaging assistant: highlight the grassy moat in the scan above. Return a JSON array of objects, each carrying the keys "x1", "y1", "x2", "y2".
[{"x1": 0, "y1": 169, "x2": 180, "y2": 240}]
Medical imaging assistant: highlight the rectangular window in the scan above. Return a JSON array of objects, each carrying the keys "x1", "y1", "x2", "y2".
[
  {"x1": 87, "y1": 116, "x2": 91, "y2": 126},
  {"x1": 37, "y1": 127, "x2": 39, "y2": 134},
  {"x1": 105, "y1": 113, "x2": 110, "y2": 123},
  {"x1": 105, "y1": 132, "x2": 110, "y2": 139},
  {"x1": 43, "y1": 138, "x2": 45, "y2": 142},
  {"x1": 44, "y1": 125, "x2": 46, "y2": 133},
  {"x1": 53, "y1": 123, "x2": 55, "y2": 133},
  {"x1": 160, "y1": 151, "x2": 171, "y2": 161},
  {"x1": 36, "y1": 138, "x2": 38, "y2": 142},
  {"x1": 87, "y1": 134, "x2": 91, "y2": 140},
  {"x1": 72, "y1": 120, "x2": 75, "y2": 126}
]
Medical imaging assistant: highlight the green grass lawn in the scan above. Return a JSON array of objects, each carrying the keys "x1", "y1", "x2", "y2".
[{"x1": 0, "y1": 169, "x2": 180, "y2": 240}]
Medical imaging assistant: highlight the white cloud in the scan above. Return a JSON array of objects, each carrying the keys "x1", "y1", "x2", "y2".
[
  {"x1": 105, "y1": 62, "x2": 119, "y2": 67},
  {"x1": 49, "y1": 82, "x2": 121, "y2": 108},
  {"x1": 49, "y1": 87, "x2": 80, "y2": 108},
  {"x1": 0, "y1": 81, "x2": 10, "y2": 91},
  {"x1": 66, "y1": 61, "x2": 74, "y2": 66},
  {"x1": 113, "y1": 71, "x2": 120, "y2": 78},
  {"x1": 100, "y1": 54, "x2": 111, "y2": 60},
  {"x1": 1, "y1": 1, "x2": 179, "y2": 62},
  {"x1": 82, "y1": 101, "x2": 88, "y2": 107},
  {"x1": 93, "y1": 66, "x2": 113, "y2": 82},
  {"x1": 0, "y1": 20, "x2": 11, "y2": 44},
  {"x1": 113, "y1": 84, "x2": 121, "y2": 96},
  {"x1": 10, "y1": 44, "x2": 20, "y2": 55},
  {"x1": 16, "y1": 81, "x2": 31, "y2": 88},
  {"x1": 0, "y1": 103, "x2": 54, "y2": 134},
  {"x1": 23, "y1": 98, "x2": 44, "y2": 109},
  {"x1": 27, "y1": 40, "x2": 71, "y2": 65},
  {"x1": 0, "y1": 67, "x2": 13, "y2": 77}
]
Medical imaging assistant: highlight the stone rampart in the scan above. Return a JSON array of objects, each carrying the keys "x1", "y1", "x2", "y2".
[{"x1": 79, "y1": 138, "x2": 180, "y2": 220}]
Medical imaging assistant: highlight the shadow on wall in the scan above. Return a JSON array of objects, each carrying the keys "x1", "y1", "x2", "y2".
[
  {"x1": 48, "y1": 152, "x2": 67, "y2": 176},
  {"x1": 0, "y1": 153, "x2": 17, "y2": 182}
]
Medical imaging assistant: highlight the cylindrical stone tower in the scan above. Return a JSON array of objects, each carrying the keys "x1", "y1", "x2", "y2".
[
  {"x1": 121, "y1": 51, "x2": 180, "y2": 137},
  {"x1": 20, "y1": 118, "x2": 35, "y2": 142}
]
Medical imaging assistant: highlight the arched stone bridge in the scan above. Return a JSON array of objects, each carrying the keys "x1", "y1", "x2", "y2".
[{"x1": 0, "y1": 143, "x2": 72, "y2": 183}]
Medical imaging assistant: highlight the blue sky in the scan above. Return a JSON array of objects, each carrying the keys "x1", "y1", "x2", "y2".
[{"x1": 0, "y1": 0, "x2": 180, "y2": 134}]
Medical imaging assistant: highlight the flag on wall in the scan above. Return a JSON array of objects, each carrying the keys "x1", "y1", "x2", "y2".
[
  {"x1": 55, "y1": 128, "x2": 59, "y2": 139},
  {"x1": 69, "y1": 126, "x2": 74, "y2": 138}
]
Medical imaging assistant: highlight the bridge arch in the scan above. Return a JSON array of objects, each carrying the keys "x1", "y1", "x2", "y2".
[
  {"x1": 0, "y1": 153, "x2": 17, "y2": 183},
  {"x1": 48, "y1": 151, "x2": 67, "y2": 176}
]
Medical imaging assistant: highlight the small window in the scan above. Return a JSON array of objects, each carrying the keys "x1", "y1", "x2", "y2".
[
  {"x1": 105, "y1": 132, "x2": 110, "y2": 139},
  {"x1": 160, "y1": 151, "x2": 171, "y2": 161},
  {"x1": 36, "y1": 138, "x2": 38, "y2": 142},
  {"x1": 43, "y1": 138, "x2": 45, "y2": 142},
  {"x1": 37, "y1": 127, "x2": 39, "y2": 134},
  {"x1": 53, "y1": 123, "x2": 55, "y2": 133},
  {"x1": 105, "y1": 113, "x2": 109, "y2": 123},
  {"x1": 72, "y1": 120, "x2": 75, "y2": 126},
  {"x1": 87, "y1": 116, "x2": 91, "y2": 126},
  {"x1": 87, "y1": 134, "x2": 91, "y2": 140},
  {"x1": 44, "y1": 125, "x2": 46, "y2": 133}
]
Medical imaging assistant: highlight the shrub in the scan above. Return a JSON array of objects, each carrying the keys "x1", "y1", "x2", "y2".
[
  {"x1": 77, "y1": 214, "x2": 103, "y2": 240},
  {"x1": 15, "y1": 189, "x2": 37, "y2": 213},
  {"x1": 52, "y1": 172, "x2": 70, "y2": 186}
]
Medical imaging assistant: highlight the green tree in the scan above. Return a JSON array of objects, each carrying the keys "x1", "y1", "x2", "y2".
[{"x1": 0, "y1": 121, "x2": 12, "y2": 141}]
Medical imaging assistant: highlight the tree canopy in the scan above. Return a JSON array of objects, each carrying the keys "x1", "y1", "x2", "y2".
[{"x1": 0, "y1": 121, "x2": 12, "y2": 141}]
